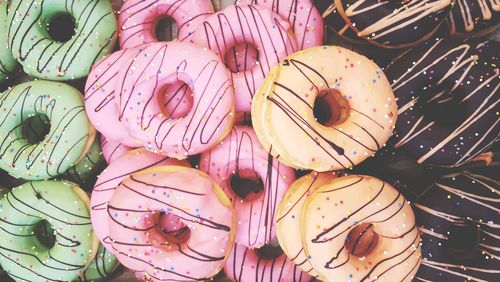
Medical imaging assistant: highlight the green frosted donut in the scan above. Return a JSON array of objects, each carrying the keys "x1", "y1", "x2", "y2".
[
  {"x1": 7, "y1": 0, "x2": 117, "y2": 80},
  {"x1": 63, "y1": 137, "x2": 105, "y2": 190},
  {"x1": 78, "y1": 244, "x2": 119, "y2": 282},
  {"x1": 0, "y1": 1, "x2": 18, "y2": 83},
  {"x1": 0, "y1": 180, "x2": 98, "y2": 282},
  {"x1": 0, "y1": 80, "x2": 96, "y2": 180}
]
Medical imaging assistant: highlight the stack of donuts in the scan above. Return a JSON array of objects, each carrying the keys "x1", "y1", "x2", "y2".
[{"x1": 0, "y1": 0, "x2": 497, "y2": 281}]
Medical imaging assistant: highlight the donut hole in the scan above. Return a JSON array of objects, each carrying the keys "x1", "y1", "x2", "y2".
[
  {"x1": 313, "y1": 90, "x2": 349, "y2": 127},
  {"x1": 150, "y1": 212, "x2": 191, "y2": 247},
  {"x1": 22, "y1": 114, "x2": 50, "y2": 144},
  {"x1": 228, "y1": 169, "x2": 264, "y2": 202},
  {"x1": 158, "y1": 81, "x2": 194, "y2": 120},
  {"x1": 255, "y1": 239, "x2": 284, "y2": 260},
  {"x1": 224, "y1": 43, "x2": 259, "y2": 73},
  {"x1": 34, "y1": 220, "x2": 56, "y2": 249},
  {"x1": 345, "y1": 223, "x2": 379, "y2": 257},
  {"x1": 47, "y1": 13, "x2": 76, "y2": 43},
  {"x1": 154, "y1": 15, "x2": 179, "y2": 42},
  {"x1": 446, "y1": 220, "x2": 480, "y2": 261}
]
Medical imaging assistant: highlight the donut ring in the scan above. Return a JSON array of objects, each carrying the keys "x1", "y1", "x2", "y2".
[
  {"x1": 301, "y1": 175, "x2": 421, "y2": 281},
  {"x1": 414, "y1": 169, "x2": 499, "y2": 281},
  {"x1": 100, "y1": 135, "x2": 133, "y2": 164},
  {"x1": 335, "y1": 0, "x2": 453, "y2": 48},
  {"x1": 117, "y1": 42, "x2": 234, "y2": 158},
  {"x1": 119, "y1": 0, "x2": 214, "y2": 49},
  {"x1": 90, "y1": 148, "x2": 188, "y2": 252},
  {"x1": 78, "y1": 244, "x2": 119, "y2": 282},
  {"x1": 447, "y1": 0, "x2": 500, "y2": 36},
  {"x1": 7, "y1": 0, "x2": 117, "y2": 80},
  {"x1": 200, "y1": 126, "x2": 296, "y2": 248},
  {"x1": 313, "y1": 0, "x2": 364, "y2": 44},
  {"x1": 386, "y1": 38, "x2": 499, "y2": 167},
  {"x1": 0, "y1": 180, "x2": 98, "y2": 281},
  {"x1": 276, "y1": 172, "x2": 336, "y2": 278},
  {"x1": 63, "y1": 137, "x2": 104, "y2": 189},
  {"x1": 192, "y1": 4, "x2": 297, "y2": 114},
  {"x1": 107, "y1": 166, "x2": 236, "y2": 281},
  {"x1": 0, "y1": 1, "x2": 18, "y2": 83},
  {"x1": 252, "y1": 46, "x2": 397, "y2": 171},
  {"x1": 0, "y1": 81, "x2": 95, "y2": 180}
]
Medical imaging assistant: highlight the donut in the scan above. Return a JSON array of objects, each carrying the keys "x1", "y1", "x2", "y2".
[
  {"x1": 90, "y1": 148, "x2": 188, "y2": 252},
  {"x1": 0, "y1": 180, "x2": 99, "y2": 281},
  {"x1": 7, "y1": 0, "x2": 117, "y2": 80},
  {"x1": 0, "y1": 81, "x2": 96, "y2": 180},
  {"x1": 200, "y1": 126, "x2": 296, "y2": 248},
  {"x1": 63, "y1": 137, "x2": 105, "y2": 189},
  {"x1": 313, "y1": 0, "x2": 363, "y2": 44},
  {"x1": 117, "y1": 42, "x2": 234, "y2": 159},
  {"x1": 301, "y1": 175, "x2": 421, "y2": 281},
  {"x1": 191, "y1": 4, "x2": 297, "y2": 114},
  {"x1": 413, "y1": 168, "x2": 499, "y2": 281},
  {"x1": 386, "y1": 38, "x2": 499, "y2": 167},
  {"x1": 252, "y1": 45, "x2": 397, "y2": 171},
  {"x1": 0, "y1": 1, "x2": 18, "y2": 83},
  {"x1": 78, "y1": 244, "x2": 119, "y2": 282},
  {"x1": 118, "y1": 0, "x2": 214, "y2": 49},
  {"x1": 276, "y1": 172, "x2": 337, "y2": 277},
  {"x1": 100, "y1": 135, "x2": 132, "y2": 164},
  {"x1": 446, "y1": 0, "x2": 500, "y2": 36},
  {"x1": 334, "y1": 0, "x2": 453, "y2": 48},
  {"x1": 107, "y1": 166, "x2": 236, "y2": 281}
]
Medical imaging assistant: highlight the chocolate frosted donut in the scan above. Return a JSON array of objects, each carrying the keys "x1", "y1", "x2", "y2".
[
  {"x1": 386, "y1": 38, "x2": 499, "y2": 167},
  {"x1": 414, "y1": 168, "x2": 499, "y2": 281},
  {"x1": 313, "y1": 0, "x2": 363, "y2": 44},
  {"x1": 446, "y1": 0, "x2": 500, "y2": 36},
  {"x1": 335, "y1": 0, "x2": 454, "y2": 48}
]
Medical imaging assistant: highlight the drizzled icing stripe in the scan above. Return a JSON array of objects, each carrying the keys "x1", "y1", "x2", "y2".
[
  {"x1": 386, "y1": 38, "x2": 499, "y2": 166},
  {"x1": 414, "y1": 171, "x2": 499, "y2": 281},
  {"x1": 337, "y1": 0, "x2": 452, "y2": 47},
  {"x1": 446, "y1": 0, "x2": 500, "y2": 35}
]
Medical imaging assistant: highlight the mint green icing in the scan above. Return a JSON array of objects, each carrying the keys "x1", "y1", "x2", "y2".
[
  {"x1": 0, "y1": 80, "x2": 95, "y2": 180},
  {"x1": 0, "y1": 1, "x2": 18, "y2": 83},
  {"x1": 63, "y1": 137, "x2": 105, "y2": 190},
  {"x1": 77, "y1": 244, "x2": 119, "y2": 282},
  {"x1": 0, "y1": 180, "x2": 94, "y2": 282},
  {"x1": 7, "y1": 0, "x2": 117, "y2": 80}
]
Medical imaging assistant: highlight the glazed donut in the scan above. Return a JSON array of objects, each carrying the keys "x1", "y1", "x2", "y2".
[
  {"x1": 90, "y1": 148, "x2": 188, "y2": 252},
  {"x1": 224, "y1": 242, "x2": 301, "y2": 281},
  {"x1": 0, "y1": 81, "x2": 95, "y2": 180},
  {"x1": 386, "y1": 38, "x2": 499, "y2": 167},
  {"x1": 7, "y1": 0, "x2": 117, "y2": 80},
  {"x1": 447, "y1": 0, "x2": 500, "y2": 36},
  {"x1": 276, "y1": 172, "x2": 337, "y2": 277},
  {"x1": 334, "y1": 0, "x2": 453, "y2": 48},
  {"x1": 107, "y1": 166, "x2": 236, "y2": 281},
  {"x1": 301, "y1": 175, "x2": 421, "y2": 281},
  {"x1": 79, "y1": 244, "x2": 119, "y2": 282},
  {"x1": 119, "y1": 0, "x2": 214, "y2": 49},
  {"x1": 0, "y1": 180, "x2": 98, "y2": 281},
  {"x1": 117, "y1": 42, "x2": 234, "y2": 158},
  {"x1": 63, "y1": 137, "x2": 105, "y2": 189},
  {"x1": 100, "y1": 135, "x2": 132, "y2": 164},
  {"x1": 252, "y1": 45, "x2": 397, "y2": 171},
  {"x1": 414, "y1": 169, "x2": 499, "y2": 281},
  {"x1": 200, "y1": 126, "x2": 295, "y2": 247},
  {"x1": 192, "y1": 5, "x2": 297, "y2": 114},
  {"x1": 0, "y1": 1, "x2": 18, "y2": 83}
]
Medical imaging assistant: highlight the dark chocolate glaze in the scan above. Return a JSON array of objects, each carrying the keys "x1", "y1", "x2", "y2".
[
  {"x1": 446, "y1": 0, "x2": 500, "y2": 36},
  {"x1": 313, "y1": 0, "x2": 361, "y2": 43}
]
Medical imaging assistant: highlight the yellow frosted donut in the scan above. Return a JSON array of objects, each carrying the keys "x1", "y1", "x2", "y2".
[
  {"x1": 301, "y1": 175, "x2": 421, "y2": 281},
  {"x1": 252, "y1": 46, "x2": 397, "y2": 171},
  {"x1": 276, "y1": 172, "x2": 337, "y2": 278}
]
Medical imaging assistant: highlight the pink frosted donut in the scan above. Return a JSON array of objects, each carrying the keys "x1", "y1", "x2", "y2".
[
  {"x1": 107, "y1": 166, "x2": 236, "y2": 281},
  {"x1": 200, "y1": 126, "x2": 295, "y2": 248},
  {"x1": 225, "y1": 243, "x2": 297, "y2": 281},
  {"x1": 118, "y1": 0, "x2": 214, "y2": 49},
  {"x1": 90, "y1": 148, "x2": 189, "y2": 252},
  {"x1": 117, "y1": 42, "x2": 234, "y2": 159},
  {"x1": 100, "y1": 135, "x2": 132, "y2": 164},
  {"x1": 191, "y1": 5, "x2": 297, "y2": 113}
]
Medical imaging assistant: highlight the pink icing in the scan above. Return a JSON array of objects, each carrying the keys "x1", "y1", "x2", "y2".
[
  {"x1": 90, "y1": 148, "x2": 188, "y2": 252},
  {"x1": 116, "y1": 42, "x2": 235, "y2": 159},
  {"x1": 108, "y1": 167, "x2": 235, "y2": 281},
  {"x1": 118, "y1": 0, "x2": 214, "y2": 49},
  {"x1": 100, "y1": 135, "x2": 132, "y2": 164},
  {"x1": 200, "y1": 126, "x2": 295, "y2": 247},
  {"x1": 191, "y1": 5, "x2": 297, "y2": 114}
]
